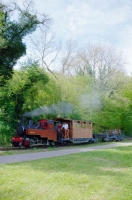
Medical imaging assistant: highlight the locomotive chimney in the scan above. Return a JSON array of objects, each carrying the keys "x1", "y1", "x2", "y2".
[
  {"x1": 22, "y1": 116, "x2": 25, "y2": 125},
  {"x1": 29, "y1": 119, "x2": 33, "y2": 127}
]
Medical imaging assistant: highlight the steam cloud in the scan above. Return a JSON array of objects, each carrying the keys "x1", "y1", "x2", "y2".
[
  {"x1": 23, "y1": 102, "x2": 74, "y2": 117},
  {"x1": 23, "y1": 92, "x2": 101, "y2": 118},
  {"x1": 80, "y1": 92, "x2": 102, "y2": 110}
]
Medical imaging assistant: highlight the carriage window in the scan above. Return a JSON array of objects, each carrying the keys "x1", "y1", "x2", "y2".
[
  {"x1": 73, "y1": 122, "x2": 77, "y2": 128},
  {"x1": 82, "y1": 122, "x2": 86, "y2": 128},
  {"x1": 76, "y1": 122, "x2": 81, "y2": 128},
  {"x1": 73, "y1": 121, "x2": 92, "y2": 128},
  {"x1": 86, "y1": 123, "x2": 92, "y2": 129},
  {"x1": 85, "y1": 123, "x2": 89, "y2": 128}
]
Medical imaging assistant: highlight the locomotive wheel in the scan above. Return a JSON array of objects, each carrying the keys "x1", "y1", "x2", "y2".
[
  {"x1": 12, "y1": 142, "x2": 19, "y2": 147},
  {"x1": 19, "y1": 141, "x2": 22, "y2": 147}
]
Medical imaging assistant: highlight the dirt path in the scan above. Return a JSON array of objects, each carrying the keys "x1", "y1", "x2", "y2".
[{"x1": 0, "y1": 142, "x2": 132, "y2": 164}]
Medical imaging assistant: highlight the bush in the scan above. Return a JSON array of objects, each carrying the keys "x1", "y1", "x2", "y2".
[{"x1": 0, "y1": 122, "x2": 15, "y2": 146}]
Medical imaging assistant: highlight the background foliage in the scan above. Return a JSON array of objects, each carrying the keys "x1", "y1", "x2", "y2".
[{"x1": 0, "y1": 1, "x2": 132, "y2": 145}]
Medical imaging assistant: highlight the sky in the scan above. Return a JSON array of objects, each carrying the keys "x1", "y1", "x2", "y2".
[{"x1": 4, "y1": 0, "x2": 132, "y2": 74}]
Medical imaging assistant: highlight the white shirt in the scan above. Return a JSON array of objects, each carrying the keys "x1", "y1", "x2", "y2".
[{"x1": 61, "y1": 123, "x2": 68, "y2": 130}]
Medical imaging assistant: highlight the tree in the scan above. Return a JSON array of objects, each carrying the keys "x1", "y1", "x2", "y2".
[
  {"x1": 0, "y1": 60, "x2": 50, "y2": 144},
  {"x1": 60, "y1": 39, "x2": 77, "y2": 76},
  {"x1": 29, "y1": 27, "x2": 60, "y2": 79},
  {"x1": 75, "y1": 44, "x2": 125, "y2": 77},
  {"x1": 120, "y1": 76, "x2": 132, "y2": 135},
  {"x1": 0, "y1": 60, "x2": 49, "y2": 136},
  {"x1": 0, "y1": 1, "x2": 51, "y2": 86}
]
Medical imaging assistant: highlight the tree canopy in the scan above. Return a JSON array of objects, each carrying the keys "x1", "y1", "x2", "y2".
[{"x1": 0, "y1": 1, "x2": 50, "y2": 85}]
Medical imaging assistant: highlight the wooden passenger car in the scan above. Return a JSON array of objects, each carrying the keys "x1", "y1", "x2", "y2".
[{"x1": 55, "y1": 118, "x2": 94, "y2": 144}]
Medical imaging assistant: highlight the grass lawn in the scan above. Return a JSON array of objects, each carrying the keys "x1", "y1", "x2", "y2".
[{"x1": 0, "y1": 146, "x2": 132, "y2": 200}]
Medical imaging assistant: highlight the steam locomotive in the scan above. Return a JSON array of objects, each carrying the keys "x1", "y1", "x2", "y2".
[{"x1": 12, "y1": 116, "x2": 96, "y2": 148}]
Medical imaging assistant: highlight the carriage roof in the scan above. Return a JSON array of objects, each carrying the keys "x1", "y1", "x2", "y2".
[{"x1": 54, "y1": 118, "x2": 92, "y2": 124}]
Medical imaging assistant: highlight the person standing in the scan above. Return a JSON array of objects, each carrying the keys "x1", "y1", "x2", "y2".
[
  {"x1": 61, "y1": 122, "x2": 69, "y2": 138},
  {"x1": 57, "y1": 123, "x2": 62, "y2": 140}
]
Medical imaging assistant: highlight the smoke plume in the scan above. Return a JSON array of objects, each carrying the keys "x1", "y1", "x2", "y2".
[
  {"x1": 80, "y1": 92, "x2": 102, "y2": 110},
  {"x1": 23, "y1": 102, "x2": 74, "y2": 117}
]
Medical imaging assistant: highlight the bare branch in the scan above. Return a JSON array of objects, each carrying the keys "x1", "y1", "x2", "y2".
[{"x1": 29, "y1": 27, "x2": 60, "y2": 79}]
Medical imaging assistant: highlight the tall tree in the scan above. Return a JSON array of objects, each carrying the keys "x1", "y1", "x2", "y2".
[
  {"x1": 0, "y1": 60, "x2": 49, "y2": 124},
  {"x1": 0, "y1": 1, "x2": 51, "y2": 86}
]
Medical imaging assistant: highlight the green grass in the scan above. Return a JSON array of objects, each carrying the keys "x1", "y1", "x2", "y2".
[{"x1": 0, "y1": 146, "x2": 132, "y2": 200}]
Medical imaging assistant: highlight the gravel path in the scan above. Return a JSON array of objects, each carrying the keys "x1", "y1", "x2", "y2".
[{"x1": 0, "y1": 142, "x2": 132, "y2": 164}]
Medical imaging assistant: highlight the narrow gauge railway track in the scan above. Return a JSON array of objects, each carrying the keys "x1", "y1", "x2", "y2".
[
  {"x1": 0, "y1": 147, "x2": 26, "y2": 151},
  {"x1": 0, "y1": 145, "x2": 49, "y2": 151},
  {"x1": 0, "y1": 142, "x2": 86, "y2": 151}
]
